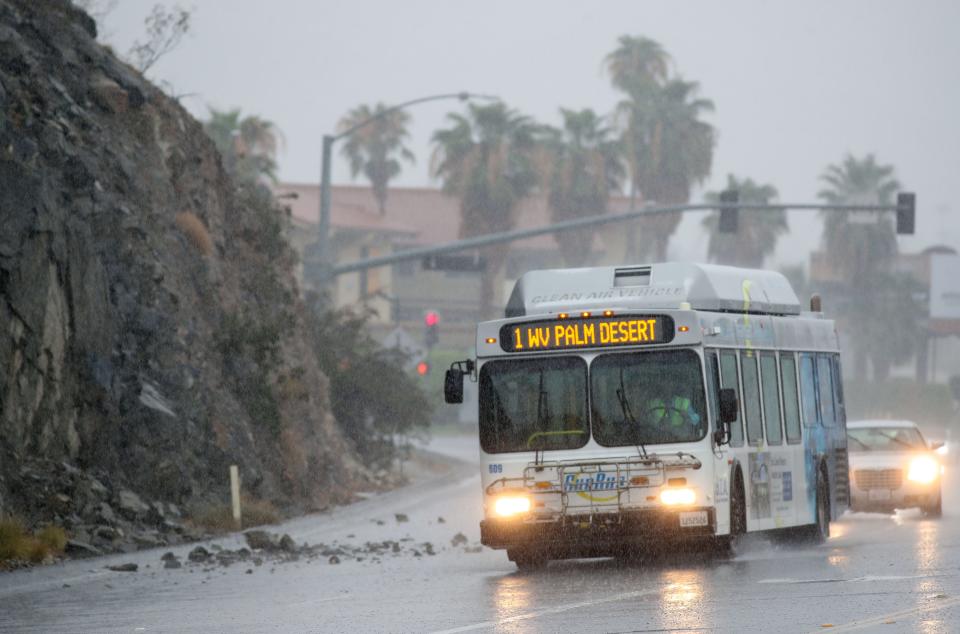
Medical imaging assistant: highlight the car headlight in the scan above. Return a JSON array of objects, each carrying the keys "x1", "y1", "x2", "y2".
[
  {"x1": 494, "y1": 495, "x2": 531, "y2": 517},
  {"x1": 908, "y1": 456, "x2": 939, "y2": 484},
  {"x1": 660, "y1": 487, "x2": 696, "y2": 506}
]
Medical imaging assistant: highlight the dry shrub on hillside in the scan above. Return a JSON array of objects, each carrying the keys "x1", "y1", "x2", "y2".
[
  {"x1": 175, "y1": 211, "x2": 213, "y2": 256},
  {"x1": 190, "y1": 495, "x2": 281, "y2": 533},
  {"x1": 0, "y1": 518, "x2": 67, "y2": 566}
]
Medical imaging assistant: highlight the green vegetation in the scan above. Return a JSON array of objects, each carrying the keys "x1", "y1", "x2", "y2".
[
  {"x1": 703, "y1": 175, "x2": 787, "y2": 267},
  {"x1": 817, "y1": 154, "x2": 922, "y2": 381},
  {"x1": 417, "y1": 346, "x2": 472, "y2": 421},
  {"x1": 431, "y1": 102, "x2": 541, "y2": 319},
  {"x1": 0, "y1": 518, "x2": 67, "y2": 567},
  {"x1": 607, "y1": 35, "x2": 715, "y2": 261},
  {"x1": 216, "y1": 313, "x2": 285, "y2": 437},
  {"x1": 203, "y1": 108, "x2": 284, "y2": 185},
  {"x1": 338, "y1": 103, "x2": 416, "y2": 214},
  {"x1": 543, "y1": 108, "x2": 625, "y2": 266},
  {"x1": 310, "y1": 307, "x2": 432, "y2": 470}
]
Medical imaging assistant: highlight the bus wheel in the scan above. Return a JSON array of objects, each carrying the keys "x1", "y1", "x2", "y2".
[
  {"x1": 508, "y1": 548, "x2": 548, "y2": 572},
  {"x1": 807, "y1": 472, "x2": 830, "y2": 543},
  {"x1": 718, "y1": 472, "x2": 746, "y2": 556}
]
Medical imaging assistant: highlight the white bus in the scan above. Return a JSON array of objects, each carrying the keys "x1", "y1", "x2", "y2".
[{"x1": 444, "y1": 263, "x2": 849, "y2": 570}]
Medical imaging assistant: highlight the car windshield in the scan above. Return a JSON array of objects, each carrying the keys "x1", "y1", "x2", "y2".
[
  {"x1": 479, "y1": 356, "x2": 589, "y2": 453},
  {"x1": 848, "y1": 427, "x2": 926, "y2": 452},
  {"x1": 591, "y1": 349, "x2": 707, "y2": 446}
]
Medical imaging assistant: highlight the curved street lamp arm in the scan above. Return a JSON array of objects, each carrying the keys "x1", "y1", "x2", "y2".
[{"x1": 332, "y1": 92, "x2": 498, "y2": 141}]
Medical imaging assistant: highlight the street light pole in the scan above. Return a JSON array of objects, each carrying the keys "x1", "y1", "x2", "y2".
[
  {"x1": 312, "y1": 91, "x2": 497, "y2": 302},
  {"x1": 315, "y1": 133, "x2": 334, "y2": 290}
]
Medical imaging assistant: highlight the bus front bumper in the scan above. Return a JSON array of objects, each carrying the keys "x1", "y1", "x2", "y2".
[{"x1": 480, "y1": 508, "x2": 716, "y2": 553}]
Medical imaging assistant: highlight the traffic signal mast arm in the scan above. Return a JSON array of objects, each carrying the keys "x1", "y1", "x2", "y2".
[{"x1": 331, "y1": 194, "x2": 916, "y2": 277}]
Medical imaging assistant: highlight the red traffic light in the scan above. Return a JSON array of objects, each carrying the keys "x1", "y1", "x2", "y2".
[
  {"x1": 424, "y1": 311, "x2": 440, "y2": 327},
  {"x1": 416, "y1": 361, "x2": 430, "y2": 376}
]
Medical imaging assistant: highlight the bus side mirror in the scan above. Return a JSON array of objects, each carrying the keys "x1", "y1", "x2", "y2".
[
  {"x1": 718, "y1": 388, "x2": 738, "y2": 424},
  {"x1": 444, "y1": 369, "x2": 464, "y2": 404},
  {"x1": 931, "y1": 441, "x2": 945, "y2": 451}
]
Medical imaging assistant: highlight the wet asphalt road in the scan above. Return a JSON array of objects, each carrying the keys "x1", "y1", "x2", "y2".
[{"x1": 2, "y1": 435, "x2": 960, "y2": 633}]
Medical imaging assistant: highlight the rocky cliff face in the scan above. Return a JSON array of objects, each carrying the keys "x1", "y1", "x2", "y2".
[{"x1": 0, "y1": 0, "x2": 367, "y2": 546}]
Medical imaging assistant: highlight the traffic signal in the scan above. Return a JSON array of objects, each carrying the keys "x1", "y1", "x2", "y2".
[
  {"x1": 416, "y1": 361, "x2": 430, "y2": 376},
  {"x1": 424, "y1": 310, "x2": 440, "y2": 348},
  {"x1": 718, "y1": 190, "x2": 739, "y2": 234},
  {"x1": 896, "y1": 192, "x2": 915, "y2": 235}
]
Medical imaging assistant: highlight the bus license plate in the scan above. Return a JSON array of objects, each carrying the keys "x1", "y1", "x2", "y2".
[
  {"x1": 869, "y1": 489, "x2": 892, "y2": 501},
  {"x1": 679, "y1": 511, "x2": 708, "y2": 527}
]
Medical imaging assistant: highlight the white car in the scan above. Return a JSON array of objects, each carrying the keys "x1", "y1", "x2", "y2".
[{"x1": 847, "y1": 420, "x2": 943, "y2": 517}]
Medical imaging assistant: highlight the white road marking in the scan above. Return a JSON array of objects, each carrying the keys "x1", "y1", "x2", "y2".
[
  {"x1": 810, "y1": 594, "x2": 960, "y2": 632},
  {"x1": 759, "y1": 574, "x2": 935, "y2": 585},
  {"x1": 429, "y1": 587, "x2": 660, "y2": 633}
]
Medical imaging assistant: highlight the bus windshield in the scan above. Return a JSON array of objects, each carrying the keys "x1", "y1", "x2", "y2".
[
  {"x1": 479, "y1": 357, "x2": 589, "y2": 454},
  {"x1": 591, "y1": 349, "x2": 707, "y2": 446}
]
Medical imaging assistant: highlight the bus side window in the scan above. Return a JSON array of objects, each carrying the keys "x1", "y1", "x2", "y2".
[
  {"x1": 832, "y1": 354, "x2": 846, "y2": 425},
  {"x1": 719, "y1": 350, "x2": 744, "y2": 447},
  {"x1": 780, "y1": 353, "x2": 802, "y2": 443},
  {"x1": 817, "y1": 354, "x2": 837, "y2": 427},
  {"x1": 799, "y1": 353, "x2": 820, "y2": 427},
  {"x1": 705, "y1": 350, "x2": 721, "y2": 432},
  {"x1": 740, "y1": 350, "x2": 764, "y2": 445},
  {"x1": 760, "y1": 352, "x2": 783, "y2": 445}
]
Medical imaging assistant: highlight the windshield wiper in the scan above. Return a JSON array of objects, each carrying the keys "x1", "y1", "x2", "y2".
[
  {"x1": 848, "y1": 436, "x2": 870, "y2": 450},
  {"x1": 617, "y1": 362, "x2": 647, "y2": 458},
  {"x1": 534, "y1": 369, "x2": 550, "y2": 465},
  {"x1": 876, "y1": 431, "x2": 916, "y2": 449}
]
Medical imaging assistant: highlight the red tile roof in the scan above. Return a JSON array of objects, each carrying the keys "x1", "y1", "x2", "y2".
[{"x1": 274, "y1": 182, "x2": 639, "y2": 250}]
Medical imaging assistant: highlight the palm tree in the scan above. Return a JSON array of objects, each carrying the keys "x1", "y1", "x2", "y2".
[
  {"x1": 605, "y1": 35, "x2": 670, "y2": 216},
  {"x1": 817, "y1": 153, "x2": 903, "y2": 380},
  {"x1": 703, "y1": 175, "x2": 787, "y2": 267},
  {"x1": 431, "y1": 102, "x2": 540, "y2": 319},
  {"x1": 818, "y1": 154, "x2": 900, "y2": 280},
  {"x1": 338, "y1": 103, "x2": 415, "y2": 214},
  {"x1": 543, "y1": 108, "x2": 625, "y2": 266},
  {"x1": 619, "y1": 78, "x2": 715, "y2": 261},
  {"x1": 606, "y1": 37, "x2": 715, "y2": 261},
  {"x1": 605, "y1": 35, "x2": 671, "y2": 97},
  {"x1": 204, "y1": 108, "x2": 283, "y2": 185}
]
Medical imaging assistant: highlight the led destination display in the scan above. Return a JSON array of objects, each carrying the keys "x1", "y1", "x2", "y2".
[{"x1": 500, "y1": 315, "x2": 675, "y2": 352}]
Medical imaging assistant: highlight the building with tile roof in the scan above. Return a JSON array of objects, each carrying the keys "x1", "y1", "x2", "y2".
[{"x1": 274, "y1": 182, "x2": 641, "y2": 342}]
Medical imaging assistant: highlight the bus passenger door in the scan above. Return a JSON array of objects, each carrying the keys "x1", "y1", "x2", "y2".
[
  {"x1": 799, "y1": 352, "x2": 823, "y2": 526},
  {"x1": 705, "y1": 349, "x2": 730, "y2": 535}
]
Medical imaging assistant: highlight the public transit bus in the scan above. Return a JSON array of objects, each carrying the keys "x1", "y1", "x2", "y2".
[{"x1": 444, "y1": 263, "x2": 849, "y2": 570}]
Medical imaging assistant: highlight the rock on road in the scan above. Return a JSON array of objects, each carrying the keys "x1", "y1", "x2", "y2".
[{"x1": 1, "y1": 434, "x2": 959, "y2": 633}]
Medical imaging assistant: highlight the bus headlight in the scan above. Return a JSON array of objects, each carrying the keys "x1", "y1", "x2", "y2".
[
  {"x1": 494, "y1": 495, "x2": 531, "y2": 518},
  {"x1": 908, "y1": 456, "x2": 939, "y2": 484},
  {"x1": 660, "y1": 487, "x2": 696, "y2": 506}
]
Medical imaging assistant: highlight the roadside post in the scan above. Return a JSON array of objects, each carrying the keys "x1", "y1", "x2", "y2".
[{"x1": 230, "y1": 465, "x2": 241, "y2": 530}]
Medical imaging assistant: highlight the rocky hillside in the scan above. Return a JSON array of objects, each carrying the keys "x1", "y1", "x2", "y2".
[{"x1": 0, "y1": 0, "x2": 368, "y2": 553}]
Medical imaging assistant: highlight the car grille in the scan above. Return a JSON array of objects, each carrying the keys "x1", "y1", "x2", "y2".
[{"x1": 854, "y1": 469, "x2": 903, "y2": 490}]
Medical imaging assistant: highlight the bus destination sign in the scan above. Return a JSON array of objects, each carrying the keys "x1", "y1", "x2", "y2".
[{"x1": 499, "y1": 315, "x2": 675, "y2": 352}]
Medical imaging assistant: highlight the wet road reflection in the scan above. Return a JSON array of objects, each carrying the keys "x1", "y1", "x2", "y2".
[
  {"x1": 659, "y1": 568, "x2": 706, "y2": 631},
  {"x1": 491, "y1": 574, "x2": 532, "y2": 621},
  {"x1": 473, "y1": 505, "x2": 959, "y2": 634},
  {"x1": 1, "y1": 447, "x2": 958, "y2": 633}
]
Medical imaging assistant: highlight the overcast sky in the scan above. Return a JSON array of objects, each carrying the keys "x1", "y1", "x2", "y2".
[{"x1": 101, "y1": 0, "x2": 960, "y2": 267}]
